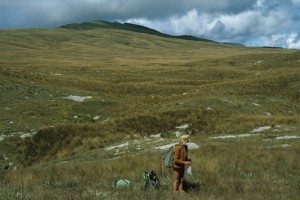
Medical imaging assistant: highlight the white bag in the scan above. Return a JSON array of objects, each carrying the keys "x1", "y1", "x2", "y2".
[{"x1": 186, "y1": 165, "x2": 192, "y2": 176}]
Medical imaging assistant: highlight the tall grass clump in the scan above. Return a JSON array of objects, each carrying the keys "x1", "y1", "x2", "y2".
[{"x1": 20, "y1": 123, "x2": 125, "y2": 165}]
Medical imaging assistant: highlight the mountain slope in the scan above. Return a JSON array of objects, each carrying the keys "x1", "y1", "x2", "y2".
[
  {"x1": 60, "y1": 20, "x2": 216, "y2": 42},
  {"x1": 0, "y1": 21, "x2": 300, "y2": 160}
]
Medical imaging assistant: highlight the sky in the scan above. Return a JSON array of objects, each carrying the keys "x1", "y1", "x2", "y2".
[{"x1": 1, "y1": 0, "x2": 300, "y2": 49}]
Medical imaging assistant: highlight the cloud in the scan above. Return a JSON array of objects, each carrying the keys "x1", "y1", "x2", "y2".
[
  {"x1": 292, "y1": 0, "x2": 300, "y2": 6},
  {"x1": 257, "y1": 33, "x2": 300, "y2": 49},
  {"x1": 127, "y1": 7, "x2": 294, "y2": 44},
  {"x1": 0, "y1": 0, "x2": 257, "y2": 28},
  {"x1": 287, "y1": 34, "x2": 300, "y2": 49},
  {"x1": 127, "y1": 0, "x2": 300, "y2": 48},
  {"x1": 0, "y1": 0, "x2": 299, "y2": 49}
]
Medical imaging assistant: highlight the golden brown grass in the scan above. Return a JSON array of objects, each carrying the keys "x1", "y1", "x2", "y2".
[
  {"x1": 0, "y1": 22, "x2": 299, "y2": 199},
  {"x1": 1, "y1": 137, "x2": 299, "y2": 199}
]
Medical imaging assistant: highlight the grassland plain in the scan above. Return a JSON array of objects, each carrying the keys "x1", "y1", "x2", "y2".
[{"x1": 0, "y1": 21, "x2": 299, "y2": 199}]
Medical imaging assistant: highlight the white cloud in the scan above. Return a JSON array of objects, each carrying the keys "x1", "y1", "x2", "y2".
[
  {"x1": 167, "y1": 10, "x2": 213, "y2": 36},
  {"x1": 252, "y1": 33, "x2": 300, "y2": 49},
  {"x1": 127, "y1": 10, "x2": 215, "y2": 38},
  {"x1": 259, "y1": 34, "x2": 290, "y2": 47},
  {"x1": 255, "y1": 0, "x2": 266, "y2": 8},
  {"x1": 292, "y1": 0, "x2": 300, "y2": 6},
  {"x1": 128, "y1": 7, "x2": 293, "y2": 46},
  {"x1": 286, "y1": 33, "x2": 300, "y2": 49}
]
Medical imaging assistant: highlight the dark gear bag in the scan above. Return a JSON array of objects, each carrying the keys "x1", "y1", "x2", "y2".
[{"x1": 143, "y1": 170, "x2": 160, "y2": 189}]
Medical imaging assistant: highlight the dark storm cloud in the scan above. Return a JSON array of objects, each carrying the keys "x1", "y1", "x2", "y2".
[
  {"x1": 0, "y1": 0, "x2": 299, "y2": 48},
  {"x1": 0, "y1": 0, "x2": 254, "y2": 28}
]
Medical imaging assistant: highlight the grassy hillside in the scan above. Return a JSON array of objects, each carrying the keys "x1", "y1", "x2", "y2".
[
  {"x1": 0, "y1": 21, "x2": 299, "y2": 199},
  {"x1": 60, "y1": 20, "x2": 215, "y2": 42}
]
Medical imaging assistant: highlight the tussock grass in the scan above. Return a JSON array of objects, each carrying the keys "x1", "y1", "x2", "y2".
[
  {"x1": 1, "y1": 138, "x2": 299, "y2": 199},
  {"x1": 21, "y1": 108, "x2": 299, "y2": 163},
  {"x1": 0, "y1": 22, "x2": 299, "y2": 199}
]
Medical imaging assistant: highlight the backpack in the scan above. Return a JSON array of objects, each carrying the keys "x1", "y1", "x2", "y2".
[
  {"x1": 162, "y1": 144, "x2": 183, "y2": 168},
  {"x1": 143, "y1": 170, "x2": 160, "y2": 189},
  {"x1": 162, "y1": 145, "x2": 176, "y2": 168}
]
